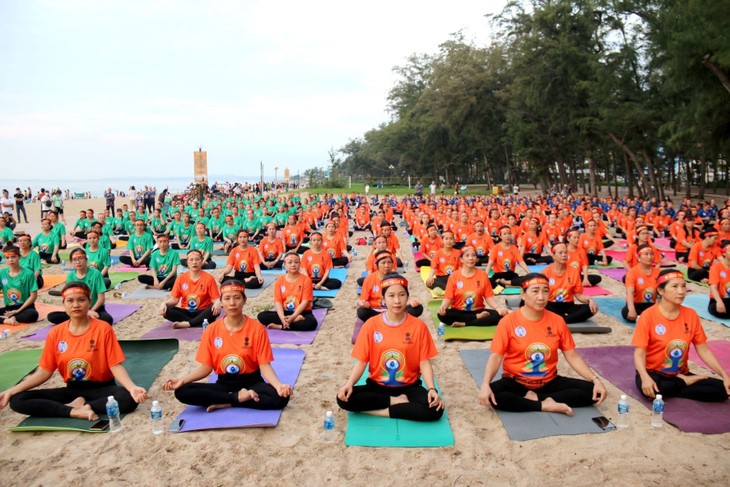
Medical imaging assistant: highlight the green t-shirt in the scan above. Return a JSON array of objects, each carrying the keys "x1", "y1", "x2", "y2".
[
  {"x1": 20, "y1": 250, "x2": 42, "y2": 274},
  {"x1": 32, "y1": 231, "x2": 59, "y2": 254},
  {"x1": 150, "y1": 249, "x2": 181, "y2": 279},
  {"x1": 0, "y1": 227, "x2": 13, "y2": 247},
  {"x1": 149, "y1": 217, "x2": 167, "y2": 234},
  {"x1": 51, "y1": 222, "x2": 66, "y2": 241},
  {"x1": 85, "y1": 247, "x2": 111, "y2": 272},
  {"x1": 66, "y1": 267, "x2": 106, "y2": 307},
  {"x1": 128, "y1": 232, "x2": 154, "y2": 259},
  {"x1": 222, "y1": 224, "x2": 239, "y2": 240},
  {"x1": 175, "y1": 224, "x2": 195, "y2": 246},
  {"x1": 189, "y1": 236, "x2": 214, "y2": 255},
  {"x1": 207, "y1": 216, "x2": 225, "y2": 235},
  {"x1": 241, "y1": 217, "x2": 259, "y2": 234},
  {"x1": 0, "y1": 267, "x2": 38, "y2": 306}
]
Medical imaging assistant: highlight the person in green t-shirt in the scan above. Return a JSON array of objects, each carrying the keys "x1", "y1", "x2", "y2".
[
  {"x1": 47, "y1": 248, "x2": 113, "y2": 325},
  {"x1": 207, "y1": 207, "x2": 225, "y2": 241},
  {"x1": 17, "y1": 234, "x2": 43, "y2": 288},
  {"x1": 149, "y1": 208, "x2": 168, "y2": 235},
  {"x1": 47, "y1": 210, "x2": 67, "y2": 250},
  {"x1": 0, "y1": 215, "x2": 14, "y2": 248},
  {"x1": 138, "y1": 234, "x2": 180, "y2": 290},
  {"x1": 32, "y1": 218, "x2": 60, "y2": 264},
  {"x1": 173, "y1": 213, "x2": 195, "y2": 250},
  {"x1": 84, "y1": 231, "x2": 112, "y2": 289},
  {"x1": 118, "y1": 220, "x2": 154, "y2": 268},
  {"x1": 0, "y1": 245, "x2": 40, "y2": 325},
  {"x1": 185, "y1": 223, "x2": 216, "y2": 269},
  {"x1": 221, "y1": 214, "x2": 239, "y2": 254}
]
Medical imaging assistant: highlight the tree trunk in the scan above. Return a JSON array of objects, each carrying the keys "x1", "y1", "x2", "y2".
[
  {"x1": 703, "y1": 54, "x2": 730, "y2": 95},
  {"x1": 608, "y1": 133, "x2": 650, "y2": 198},
  {"x1": 624, "y1": 153, "x2": 634, "y2": 199},
  {"x1": 698, "y1": 148, "x2": 707, "y2": 200},
  {"x1": 641, "y1": 149, "x2": 661, "y2": 201},
  {"x1": 684, "y1": 158, "x2": 692, "y2": 198},
  {"x1": 587, "y1": 141, "x2": 598, "y2": 197}
]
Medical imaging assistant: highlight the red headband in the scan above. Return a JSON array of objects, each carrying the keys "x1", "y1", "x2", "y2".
[
  {"x1": 657, "y1": 271, "x2": 684, "y2": 286},
  {"x1": 381, "y1": 277, "x2": 408, "y2": 289},
  {"x1": 62, "y1": 287, "x2": 90, "y2": 299},
  {"x1": 521, "y1": 277, "x2": 549, "y2": 289},
  {"x1": 220, "y1": 284, "x2": 246, "y2": 295}
]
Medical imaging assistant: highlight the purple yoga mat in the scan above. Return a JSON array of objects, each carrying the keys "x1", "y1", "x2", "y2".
[
  {"x1": 352, "y1": 318, "x2": 365, "y2": 344},
  {"x1": 689, "y1": 340, "x2": 730, "y2": 372},
  {"x1": 20, "y1": 303, "x2": 142, "y2": 342},
  {"x1": 141, "y1": 322, "x2": 204, "y2": 341},
  {"x1": 599, "y1": 267, "x2": 627, "y2": 281},
  {"x1": 580, "y1": 345, "x2": 730, "y2": 434},
  {"x1": 266, "y1": 308, "x2": 327, "y2": 345},
  {"x1": 171, "y1": 348, "x2": 306, "y2": 432}
]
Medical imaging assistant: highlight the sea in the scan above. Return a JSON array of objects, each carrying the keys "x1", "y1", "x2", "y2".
[{"x1": 1, "y1": 175, "x2": 264, "y2": 198}]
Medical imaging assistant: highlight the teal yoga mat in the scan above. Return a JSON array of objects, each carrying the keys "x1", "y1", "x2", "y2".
[
  {"x1": 313, "y1": 268, "x2": 348, "y2": 298},
  {"x1": 459, "y1": 348, "x2": 609, "y2": 441},
  {"x1": 344, "y1": 375, "x2": 454, "y2": 448},
  {"x1": 0, "y1": 349, "x2": 43, "y2": 391},
  {"x1": 683, "y1": 294, "x2": 730, "y2": 327},
  {"x1": 10, "y1": 339, "x2": 179, "y2": 433}
]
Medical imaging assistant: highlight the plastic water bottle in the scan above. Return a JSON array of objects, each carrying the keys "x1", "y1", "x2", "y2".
[
  {"x1": 202, "y1": 319, "x2": 209, "y2": 330},
  {"x1": 437, "y1": 322, "x2": 445, "y2": 343},
  {"x1": 114, "y1": 283, "x2": 122, "y2": 290},
  {"x1": 651, "y1": 394, "x2": 664, "y2": 427},
  {"x1": 323, "y1": 410, "x2": 335, "y2": 442},
  {"x1": 352, "y1": 248, "x2": 358, "y2": 259},
  {"x1": 616, "y1": 394, "x2": 629, "y2": 428},
  {"x1": 150, "y1": 400, "x2": 163, "y2": 435},
  {"x1": 403, "y1": 260, "x2": 409, "y2": 273},
  {"x1": 106, "y1": 396, "x2": 122, "y2": 432}
]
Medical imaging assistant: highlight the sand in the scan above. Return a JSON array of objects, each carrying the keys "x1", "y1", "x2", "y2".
[{"x1": 0, "y1": 196, "x2": 728, "y2": 486}]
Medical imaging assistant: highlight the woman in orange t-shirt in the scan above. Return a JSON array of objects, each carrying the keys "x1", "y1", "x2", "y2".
[
  {"x1": 622, "y1": 244, "x2": 661, "y2": 322},
  {"x1": 624, "y1": 226, "x2": 662, "y2": 270},
  {"x1": 301, "y1": 232, "x2": 341, "y2": 290},
  {"x1": 358, "y1": 251, "x2": 423, "y2": 322},
  {"x1": 437, "y1": 246, "x2": 508, "y2": 327},
  {"x1": 337, "y1": 274, "x2": 444, "y2": 422},
  {"x1": 1, "y1": 282, "x2": 146, "y2": 421},
  {"x1": 323, "y1": 220, "x2": 351, "y2": 267},
  {"x1": 416, "y1": 224, "x2": 443, "y2": 268},
  {"x1": 477, "y1": 273, "x2": 607, "y2": 414},
  {"x1": 708, "y1": 240, "x2": 730, "y2": 318},
  {"x1": 163, "y1": 280, "x2": 292, "y2": 411},
  {"x1": 257, "y1": 252, "x2": 318, "y2": 331},
  {"x1": 219, "y1": 229, "x2": 264, "y2": 289},
  {"x1": 425, "y1": 230, "x2": 461, "y2": 291},
  {"x1": 519, "y1": 218, "x2": 553, "y2": 265},
  {"x1": 632, "y1": 269, "x2": 729, "y2": 402},
  {"x1": 258, "y1": 222, "x2": 285, "y2": 270},
  {"x1": 484, "y1": 226, "x2": 529, "y2": 289},
  {"x1": 543, "y1": 243, "x2": 598, "y2": 324},
  {"x1": 160, "y1": 249, "x2": 222, "y2": 328},
  {"x1": 687, "y1": 230, "x2": 721, "y2": 283}
]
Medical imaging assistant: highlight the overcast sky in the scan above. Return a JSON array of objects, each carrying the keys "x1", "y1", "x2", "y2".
[{"x1": 0, "y1": 0, "x2": 506, "y2": 180}]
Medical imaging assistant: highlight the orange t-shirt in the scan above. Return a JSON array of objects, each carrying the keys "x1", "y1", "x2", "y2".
[
  {"x1": 688, "y1": 244, "x2": 721, "y2": 269},
  {"x1": 453, "y1": 222, "x2": 473, "y2": 243},
  {"x1": 625, "y1": 243, "x2": 662, "y2": 268},
  {"x1": 40, "y1": 319, "x2": 125, "y2": 383},
  {"x1": 431, "y1": 248, "x2": 462, "y2": 276},
  {"x1": 709, "y1": 260, "x2": 730, "y2": 299},
  {"x1": 226, "y1": 245, "x2": 261, "y2": 273},
  {"x1": 444, "y1": 268, "x2": 494, "y2": 311},
  {"x1": 419, "y1": 235, "x2": 443, "y2": 260},
  {"x1": 282, "y1": 224, "x2": 304, "y2": 248},
  {"x1": 489, "y1": 244, "x2": 523, "y2": 273},
  {"x1": 360, "y1": 272, "x2": 387, "y2": 309},
  {"x1": 274, "y1": 272, "x2": 313, "y2": 312},
  {"x1": 259, "y1": 237, "x2": 284, "y2": 261},
  {"x1": 632, "y1": 305, "x2": 706, "y2": 375},
  {"x1": 543, "y1": 224, "x2": 564, "y2": 246},
  {"x1": 519, "y1": 232, "x2": 547, "y2": 255},
  {"x1": 567, "y1": 247, "x2": 588, "y2": 271},
  {"x1": 625, "y1": 265, "x2": 660, "y2": 304},
  {"x1": 171, "y1": 271, "x2": 220, "y2": 311},
  {"x1": 490, "y1": 309, "x2": 575, "y2": 389},
  {"x1": 352, "y1": 313, "x2": 437, "y2": 387},
  {"x1": 466, "y1": 232, "x2": 494, "y2": 259},
  {"x1": 322, "y1": 233, "x2": 347, "y2": 259},
  {"x1": 579, "y1": 233, "x2": 604, "y2": 255},
  {"x1": 197, "y1": 316, "x2": 274, "y2": 375},
  {"x1": 301, "y1": 249, "x2": 333, "y2": 281},
  {"x1": 543, "y1": 264, "x2": 583, "y2": 303}
]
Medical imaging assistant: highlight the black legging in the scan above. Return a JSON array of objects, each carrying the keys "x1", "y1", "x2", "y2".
[
  {"x1": 686, "y1": 268, "x2": 709, "y2": 282},
  {"x1": 39, "y1": 252, "x2": 58, "y2": 264},
  {"x1": 490, "y1": 375, "x2": 595, "y2": 412},
  {"x1": 709, "y1": 298, "x2": 730, "y2": 319},
  {"x1": 180, "y1": 258, "x2": 216, "y2": 270},
  {"x1": 175, "y1": 372, "x2": 289, "y2": 410},
  {"x1": 36, "y1": 274, "x2": 44, "y2": 289},
  {"x1": 163, "y1": 305, "x2": 216, "y2": 327},
  {"x1": 635, "y1": 371, "x2": 729, "y2": 402},
  {"x1": 118, "y1": 255, "x2": 151, "y2": 267},
  {"x1": 10, "y1": 379, "x2": 138, "y2": 417},
  {"x1": 232, "y1": 271, "x2": 263, "y2": 289},
  {"x1": 357, "y1": 304, "x2": 423, "y2": 322},
  {"x1": 262, "y1": 258, "x2": 283, "y2": 270},
  {"x1": 584, "y1": 274, "x2": 602, "y2": 286},
  {"x1": 313, "y1": 277, "x2": 341, "y2": 289},
  {"x1": 415, "y1": 258, "x2": 431, "y2": 268},
  {"x1": 257, "y1": 310, "x2": 318, "y2": 331},
  {"x1": 621, "y1": 302, "x2": 654, "y2": 322},
  {"x1": 546, "y1": 301, "x2": 595, "y2": 324},
  {"x1": 437, "y1": 308, "x2": 502, "y2": 327},
  {"x1": 0, "y1": 303, "x2": 39, "y2": 323},
  {"x1": 332, "y1": 256, "x2": 349, "y2": 267},
  {"x1": 137, "y1": 274, "x2": 177, "y2": 290},
  {"x1": 587, "y1": 254, "x2": 613, "y2": 266},
  {"x1": 489, "y1": 271, "x2": 519, "y2": 289},
  {"x1": 336, "y1": 378, "x2": 443, "y2": 422},
  {"x1": 48, "y1": 305, "x2": 113, "y2": 325},
  {"x1": 523, "y1": 253, "x2": 554, "y2": 265},
  {"x1": 428, "y1": 275, "x2": 449, "y2": 290}
]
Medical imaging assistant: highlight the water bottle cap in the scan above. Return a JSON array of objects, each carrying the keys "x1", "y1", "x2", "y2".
[
  {"x1": 325, "y1": 410, "x2": 333, "y2": 417},
  {"x1": 108, "y1": 396, "x2": 114, "y2": 401},
  {"x1": 620, "y1": 394, "x2": 627, "y2": 400},
  {"x1": 152, "y1": 400, "x2": 159, "y2": 406},
  {"x1": 655, "y1": 394, "x2": 662, "y2": 400}
]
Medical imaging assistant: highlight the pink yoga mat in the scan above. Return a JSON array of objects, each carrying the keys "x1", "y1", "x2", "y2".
[
  {"x1": 605, "y1": 249, "x2": 626, "y2": 261},
  {"x1": 266, "y1": 308, "x2": 328, "y2": 345},
  {"x1": 580, "y1": 345, "x2": 730, "y2": 434},
  {"x1": 689, "y1": 340, "x2": 730, "y2": 372},
  {"x1": 599, "y1": 267, "x2": 627, "y2": 281},
  {"x1": 582, "y1": 286, "x2": 612, "y2": 297},
  {"x1": 20, "y1": 304, "x2": 142, "y2": 342}
]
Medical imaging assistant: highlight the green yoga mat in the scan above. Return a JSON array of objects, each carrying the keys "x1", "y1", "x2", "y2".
[
  {"x1": 427, "y1": 300, "x2": 496, "y2": 341},
  {"x1": 0, "y1": 349, "x2": 43, "y2": 391},
  {"x1": 108, "y1": 271, "x2": 140, "y2": 288},
  {"x1": 10, "y1": 339, "x2": 179, "y2": 433},
  {"x1": 344, "y1": 374, "x2": 454, "y2": 448}
]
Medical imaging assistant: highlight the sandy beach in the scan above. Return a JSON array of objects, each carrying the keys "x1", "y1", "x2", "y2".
[{"x1": 0, "y1": 196, "x2": 728, "y2": 487}]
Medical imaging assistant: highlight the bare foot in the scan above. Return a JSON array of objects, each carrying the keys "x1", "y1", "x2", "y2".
[
  {"x1": 678, "y1": 374, "x2": 708, "y2": 386},
  {"x1": 206, "y1": 404, "x2": 232, "y2": 412},
  {"x1": 5, "y1": 317, "x2": 19, "y2": 326},
  {"x1": 237, "y1": 388, "x2": 259, "y2": 403},
  {"x1": 451, "y1": 321, "x2": 466, "y2": 328},
  {"x1": 524, "y1": 390, "x2": 538, "y2": 401},
  {"x1": 70, "y1": 404, "x2": 98, "y2": 421},
  {"x1": 65, "y1": 397, "x2": 86, "y2": 409},
  {"x1": 540, "y1": 397, "x2": 573, "y2": 416},
  {"x1": 390, "y1": 394, "x2": 409, "y2": 406},
  {"x1": 475, "y1": 311, "x2": 489, "y2": 320},
  {"x1": 293, "y1": 315, "x2": 305, "y2": 322},
  {"x1": 267, "y1": 323, "x2": 283, "y2": 330},
  {"x1": 145, "y1": 285, "x2": 154, "y2": 289},
  {"x1": 171, "y1": 321, "x2": 191, "y2": 329}
]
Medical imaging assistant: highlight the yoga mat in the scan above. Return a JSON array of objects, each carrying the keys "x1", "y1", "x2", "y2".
[
  {"x1": 344, "y1": 374, "x2": 454, "y2": 447},
  {"x1": 0, "y1": 322, "x2": 31, "y2": 333},
  {"x1": 352, "y1": 318, "x2": 366, "y2": 344},
  {"x1": 419, "y1": 266, "x2": 445, "y2": 298},
  {"x1": 599, "y1": 267, "x2": 627, "y2": 282},
  {"x1": 582, "y1": 286, "x2": 612, "y2": 297},
  {"x1": 108, "y1": 271, "x2": 141, "y2": 288},
  {"x1": 21, "y1": 304, "x2": 143, "y2": 342},
  {"x1": 683, "y1": 294, "x2": 730, "y2": 327},
  {"x1": 654, "y1": 237, "x2": 672, "y2": 250},
  {"x1": 527, "y1": 264, "x2": 548, "y2": 273},
  {"x1": 36, "y1": 302, "x2": 64, "y2": 320},
  {"x1": 605, "y1": 249, "x2": 627, "y2": 262},
  {"x1": 681, "y1": 268, "x2": 709, "y2": 287},
  {"x1": 580, "y1": 345, "x2": 730, "y2": 434},
  {"x1": 413, "y1": 251, "x2": 425, "y2": 271},
  {"x1": 594, "y1": 297, "x2": 629, "y2": 324},
  {"x1": 10, "y1": 338, "x2": 179, "y2": 433},
  {"x1": 267, "y1": 308, "x2": 327, "y2": 345},
  {"x1": 596, "y1": 260, "x2": 623, "y2": 269},
  {"x1": 38, "y1": 274, "x2": 66, "y2": 293},
  {"x1": 493, "y1": 285, "x2": 521, "y2": 295},
  {"x1": 0, "y1": 349, "x2": 43, "y2": 391},
  {"x1": 459, "y1": 348, "x2": 608, "y2": 441},
  {"x1": 111, "y1": 265, "x2": 146, "y2": 273},
  {"x1": 245, "y1": 273, "x2": 278, "y2": 298},
  {"x1": 170, "y1": 348, "x2": 305, "y2": 432},
  {"x1": 427, "y1": 299, "x2": 496, "y2": 341},
  {"x1": 141, "y1": 322, "x2": 204, "y2": 341},
  {"x1": 689, "y1": 340, "x2": 730, "y2": 372},
  {"x1": 124, "y1": 284, "x2": 170, "y2": 300},
  {"x1": 312, "y1": 268, "x2": 348, "y2": 298}
]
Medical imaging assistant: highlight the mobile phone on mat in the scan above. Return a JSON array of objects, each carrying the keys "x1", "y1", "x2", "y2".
[
  {"x1": 168, "y1": 419, "x2": 185, "y2": 432},
  {"x1": 90, "y1": 420, "x2": 110, "y2": 431},
  {"x1": 592, "y1": 416, "x2": 616, "y2": 431}
]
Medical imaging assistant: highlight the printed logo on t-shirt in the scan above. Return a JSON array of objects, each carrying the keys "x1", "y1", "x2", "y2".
[
  {"x1": 638, "y1": 278, "x2": 644, "y2": 285},
  {"x1": 515, "y1": 326, "x2": 527, "y2": 337},
  {"x1": 214, "y1": 337, "x2": 223, "y2": 349},
  {"x1": 67, "y1": 358, "x2": 91, "y2": 381},
  {"x1": 373, "y1": 331, "x2": 383, "y2": 343},
  {"x1": 464, "y1": 292, "x2": 476, "y2": 311},
  {"x1": 187, "y1": 294, "x2": 199, "y2": 311},
  {"x1": 380, "y1": 349, "x2": 406, "y2": 386},
  {"x1": 661, "y1": 339, "x2": 688, "y2": 373},
  {"x1": 721, "y1": 271, "x2": 726, "y2": 278},
  {"x1": 182, "y1": 283, "x2": 189, "y2": 290},
  {"x1": 655, "y1": 324, "x2": 666, "y2": 335},
  {"x1": 58, "y1": 341, "x2": 68, "y2": 353},
  {"x1": 5, "y1": 288, "x2": 22, "y2": 304},
  {"x1": 285, "y1": 296, "x2": 298, "y2": 312},
  {"x1": 221, "y1": 354, "x2": 244, "y2": 374},
  {"x1": 456, "y1": 281, "x2": 464, "y2": 289},
  {"x1": 522, "y1": 343, "x2": 550, "y2": 377}
]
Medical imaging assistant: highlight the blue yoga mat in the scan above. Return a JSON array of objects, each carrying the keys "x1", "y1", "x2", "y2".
[
  {"x1": 313, "y1": 267, "x2": 347, "y2": 298},
  {"x1": 594, "y1": 297, "x2": 629, "y2": 324},
  {"x1": 683, "y1": 293, "x2": 730, "y2": 327}
]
